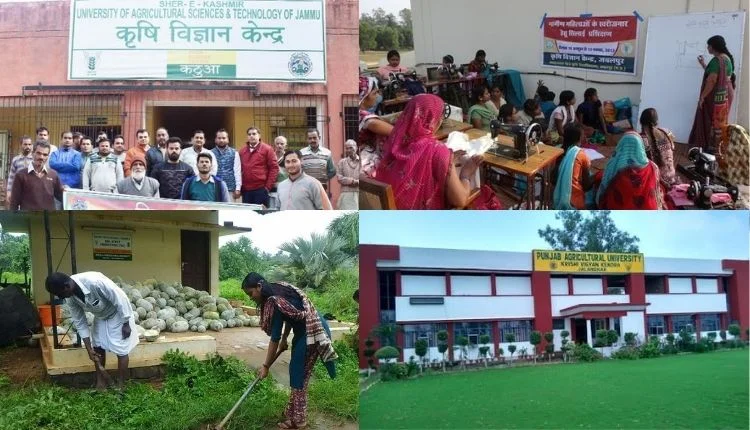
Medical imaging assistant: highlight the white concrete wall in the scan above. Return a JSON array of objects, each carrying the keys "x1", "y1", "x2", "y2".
[
  {"x1": 551, "y1": 294, "x2": 630, "y2": 316},
  {"x1": 621, "y1": 311, "x2": 646, "y2": 342},
  {"x1": 411, "y1": 0, "x2": 750, "y2": 131},
  {"x1": 496, "y1": 276, "x2": 532, "y2": 295},
  {"x1": 498, "y1": 341, "x2": 534, "y2": 358},
  {"x1": 669, "y1": 277, "x2": 693, "y2": 294},
  {"x1": 573, "y1": 277, "x2": 602, "y2": 295},
  {"x1": 451, "y1": 275, "x2": 491, "y2": 296},
  {"x1": 696, "y1": 278, "x2": 719, "y2": 294},
  {"x1": 551, "y1": 278, "x2": 569, "y2": 295},
  {"x1": 396, "y1": 296, "x2": 535, "y2": 321},
  {"x1": 401, "y1": 275, "x2": 446, "y2": 296},
  {"x1": 646, "y1": 294, "x2": 728, "y2": 314},
  {"x1": 379, "y1": 247, "x2": 533, "y2": 271},
  {"x1": 404, "y1": 346, "x2": 445, "y2": 363}
]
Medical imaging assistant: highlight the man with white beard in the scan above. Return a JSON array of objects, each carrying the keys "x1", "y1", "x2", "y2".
[{"x1": 116, "y1": 155, "x2": 160, "y2": 197}]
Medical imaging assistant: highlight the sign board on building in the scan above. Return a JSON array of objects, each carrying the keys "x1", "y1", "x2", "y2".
[
  {"x1": 68, "y1": 0, "x2": 326, "y2": 82},
  {"x1": 63, "y1": 189, "x2": 264, "y2": 210},
  {"x1": 93, "y1": 232, "x2": 132, "y2": 261},
  {"x1": 542, "y1": 15, "x2": 639, "y2": 75},
  {"x1": 533, "y1": 250, "x2": 645, "y2": 273}
]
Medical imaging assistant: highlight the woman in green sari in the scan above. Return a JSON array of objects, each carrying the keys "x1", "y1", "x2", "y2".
[{"x1": 468, "y1": 86, "x2": 498, "y2": 132}]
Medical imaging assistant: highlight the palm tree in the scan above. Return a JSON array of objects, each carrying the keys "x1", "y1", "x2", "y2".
[
  {"x1": 273, "y1": 232, "x2": 353, "y2": 290},
  {"x1": 327, "y1": 212, "x2": 359, "y2": 259}
]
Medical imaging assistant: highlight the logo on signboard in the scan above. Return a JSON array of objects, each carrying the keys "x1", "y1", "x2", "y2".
[
  {"x1": 621, "y1": 43, "x2": 634, "y2": 55},
  {"x1": 288, "y1": 52, "x2": 313, "y2": 77},
  {"x1": 83, "y1": 51, "x2": 102, "y2": 76}
]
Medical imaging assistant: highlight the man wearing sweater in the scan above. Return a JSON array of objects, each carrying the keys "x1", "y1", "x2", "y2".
[
  {"x1": 179, "y1": 130, "x2": 217, "y2": 176},
  {"x1": 151, "y1": 137, "x2": 194, "y2": 200},
  {"x1": 299, "y1": 128, "x2": 336, "y2": 192},
  {"x1": 238, "y1": 126, "x2": 279, "y2": 207},
  {"x1": 116, "y1": 156, "x2": 160, "y2": 197},
  {"x1": 146, "y1": 127, "x2": 169, "y2": 177},
  {"x1": 180, "y1": 153, "x2": 230, "y2": 202},
  {"x1": 123, "y1": 129, "x2": 150, "y2": 177},
  {"x1": 83, "y1": 139, "x2": 123, "y2": 193},
  {"x1": 9, "y1": 141, "x2": 65, "y2": 210},
  {"x1": 48, "y1": 131, "x2": 82, "y2": 189},
  {"x1": 211, "y1": 129, "x2": 242, "y2": 202}
]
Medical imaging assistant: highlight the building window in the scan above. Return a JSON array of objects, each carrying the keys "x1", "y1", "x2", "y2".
[
  {"x1": 593, "y1": 319, "x2": 608, "y2": 332},
  {"x1": 404, "y1": 323, "x2": 447, "y2": 348},
  {"x1": 700, "y1": 314, "x2": 720, "y2": 332},
  {"x1": 552, "y1": 319, "x2": 565, "y2": 330},
  {"x1": 454, "y1": 322, "x2": 492, "y2": 346},
  {"x1": 378, "y1": 271, "x2": 396, "y2": 312},
  {"x1": 614, "y1": 318, "x2": 621, "y2": 336},
  {"x1": 648, "y1": 315, "x2": 665, "y2": 335},
  {"x1": 498, "y1": 320, "x2": 532, "y2": 342},
  {"x1": 671, "y1": 315, "x2": 694, "y2": 333},
  {"x1": 645, "y1": 276, "x2": 666, "y2": 294},
  {"x1": 606, "y1": 276, "x2": 626, "y2": 295}
]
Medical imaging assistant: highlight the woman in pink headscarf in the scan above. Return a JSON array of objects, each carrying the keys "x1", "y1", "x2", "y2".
[
  {"x1": 359, "y1": 76, "x2": 393, "y2": 177},
  {"x1": 375, "y1": 94, "x2": 483, "y2": 209}
]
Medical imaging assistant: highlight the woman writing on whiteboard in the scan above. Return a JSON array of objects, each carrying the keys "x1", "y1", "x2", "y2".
[{"x1": 688, "y1": 35, "x2": 736, "y2": 155}]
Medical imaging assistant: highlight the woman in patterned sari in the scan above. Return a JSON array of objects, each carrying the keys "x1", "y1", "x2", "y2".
[
  {"x1": 375, "y1": 94, "x2": 483, "y2": 209},
  {"x1": 243, "y1": 273, "x2": 337, "y2": 430},
  {"x1": 688, "y1": 35, "x2": 736, "y2": 155},
  {"x1": 596, "y1": 132, "x2": 665, "y2": 210}
]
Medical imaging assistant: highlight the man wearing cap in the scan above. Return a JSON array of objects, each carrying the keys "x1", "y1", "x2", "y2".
[{"x1": 116, "y1": 155, "x2": 160, "y2": 197}]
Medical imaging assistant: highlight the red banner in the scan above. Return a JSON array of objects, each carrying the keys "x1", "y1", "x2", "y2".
[{"x1": 544, "y1": 16, "x2": 637, "y2": 43}]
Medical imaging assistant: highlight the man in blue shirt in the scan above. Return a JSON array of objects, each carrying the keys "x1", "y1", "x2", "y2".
[
  {"x1": 180, "y1": 153, "x2": 230, "y2": 203},
  {"x1": 48, "y1": 131, "x2": 82, "y2": 189}
]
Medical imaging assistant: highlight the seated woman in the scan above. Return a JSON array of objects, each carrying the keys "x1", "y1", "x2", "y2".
[
  {"x1": 438, "y1": 55, "x2": 462, "y2": 79},
  {"x1": 376, "y1": 50, "x2": 410, "y2": 81},
  {"x1": 596, "y1": 132, "x2": 665, "y2": 210},
  {"x1": 358, "y1": 76, "x2": 393, "y2": 177},
  {"x1": 547, "y1": 90, "x2": 577, "y2": 145},
  {"x1": 535, "y1": 85, "x2": 557, "y2": 121},
  {"x1": 639, "y1": 108, "x2": 677, "y2": 186},
  {"x1": 468, "y1": 86, "x2": 497, "y2": 131},
  {"x1": 468, "y1": 49, "x2": 487, "y2": 73},
  {"x1": 498, "y1": 103, "x2": 518, "y2": 124},
  {"x1": 489, "y1": 85, "x2": 506, "y2": 112},
  {"x1": 516, "y1": 99, "x2": 544, "y2": 126},
  {"x1": 375, "y1": 94, "x2": 483, "y2": 209},
  {"x1": 553, "y1": 123, "x2": 594, "y2": 209},
  {"x1": 576, "y1": 88, "x2": 609, "y2": 137}
]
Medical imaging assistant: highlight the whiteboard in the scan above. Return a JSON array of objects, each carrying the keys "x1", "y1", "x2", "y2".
[{"x1": 640, "y1": 11, "x2": 746, "y2": 143}]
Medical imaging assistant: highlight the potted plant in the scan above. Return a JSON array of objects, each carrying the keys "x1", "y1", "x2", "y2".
[
  {"x1": 437, "y1": 330, "x2": 449, "y2": 372},
  {"x1": 560, "y1": 330, "x2": 570, "y2": 363},
  {"x1": 478, "y1": 334, "x2": 491, "y2": 368},
  {"x1": 544, "y1": 332, "x2": 554, "y2": 362},
  {"x1": 505, "y1": 333, "x2": 516, "y2": 366},
  {"x1": 529, "y1": 330, "x2": 542, "y2": 364},
  {"x1": 415, "y1": 339, "x2": 428, "y2": 374}
]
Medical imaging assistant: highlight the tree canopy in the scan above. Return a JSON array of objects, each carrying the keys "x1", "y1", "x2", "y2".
[
  {"x1": 360, "y1": 8, "x2": 413, "y2": 51},
  {"x1": 537, "y1": 211, "x2": 640, "y2": 253}
]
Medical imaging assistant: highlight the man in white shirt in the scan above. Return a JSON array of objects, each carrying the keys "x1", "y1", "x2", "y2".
[
  {"x1": 179, "y1": 129, "x2": 217, "y2": 176},
  {"x1": 45, "y1": 271, "x2": 138, "y2": 390}
]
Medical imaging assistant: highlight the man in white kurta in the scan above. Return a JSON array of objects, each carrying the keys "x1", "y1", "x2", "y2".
[{"x1": 45, "y1": 271, "x2": 138, "y2": 390}]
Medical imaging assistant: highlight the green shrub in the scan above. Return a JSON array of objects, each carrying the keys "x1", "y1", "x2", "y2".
[
  {"x1": 0, "y1": 374, "x2": 10, "y2": 390},
  {"x1": 624, "y1": 332, "x2": 637, "y2": 346},
  {"x1": 572, "y1": 343, "x2": 602, "y2": 362},
  {"x1": 678, "y1": 329, "x2": 695, "y2": 352},
  {"x1": 405, "y1": 357, "x2": 419, "y2": 377},
  {"x1": 719, "y1": 330, "x2": 727, "y2": 341},
  {"x1": 728, "y1": 324, "x2": 741, "y2": 338},
  {"x1": 375, "y1": 346, "x2": 400, "y2": 362},
  {"x1": 639, "y1": 339, "x2": 661, "y2": 359},
  {"x1": 695, "y1": 337, "x2": 713, "y2": 353},
  {"x1": 380, "y1": 363, "x2": 408, "y2": 381},
  {"x1": 611, "y1": 346, "x2": 640, "y2": 360},
  {"x1": 310, "y1": 339, "x2": 358, "y2": 420}
]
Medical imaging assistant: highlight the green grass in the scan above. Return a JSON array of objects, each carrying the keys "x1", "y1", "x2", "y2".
[
  {"x1": 0, "y1": 343, "x2": 359, "y2": 430},
  {"x1": 0, "y1": 272, "x2": 28, "y2": 284},
  {"x1": 360, "y1": 350, "x2": 750, "y2": 429},
  {"x1": 219, "y1": 278, "x2": 251, "y2": 305}
]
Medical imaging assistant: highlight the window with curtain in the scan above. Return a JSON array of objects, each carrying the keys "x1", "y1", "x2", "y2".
[
  {"x1": 700, "y1": 314, "x2": 720, "y2": 332},
  {"x1": 648, "y1": 315, "x2": 665, "y2": 335},
  {"x1": 672, "y1": 315, "x2": 694, "y2": 333},
  {"x1": 498, "y1": 320, "x2": 532, "y2": 342},
  {"x1": 403, "y1": 323, "x2": 447, "y2": 348},
  {"x1": 453, "y1": 322, "x2": 492, "y2": 346}
]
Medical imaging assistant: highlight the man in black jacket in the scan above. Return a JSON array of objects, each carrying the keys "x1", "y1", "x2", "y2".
[{"x1": 150, "y1": 137, "x2": 193, "y2": 200}]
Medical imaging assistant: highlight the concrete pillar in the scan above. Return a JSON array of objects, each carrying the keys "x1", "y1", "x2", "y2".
[{"x1": 586, "y1": 319, "x2": 593, "y2": 346}]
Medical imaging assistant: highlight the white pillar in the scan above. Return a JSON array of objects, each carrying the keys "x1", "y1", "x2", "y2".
[{"x1": 586, "y1": 319, "x2": 593, "y2": 346}]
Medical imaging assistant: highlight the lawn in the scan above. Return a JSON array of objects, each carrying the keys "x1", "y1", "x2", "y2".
[{"x1": 360, "y1": 350, "x2": 750, "y2": 429}]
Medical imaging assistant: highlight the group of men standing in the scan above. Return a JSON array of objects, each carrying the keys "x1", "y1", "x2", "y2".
[{"x1": 6, "y1": 125, "x2": 360, "y2": 210}]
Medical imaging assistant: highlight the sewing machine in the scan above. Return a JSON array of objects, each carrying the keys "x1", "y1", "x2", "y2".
[
  {"x1": 487, "y1": 121, "x2": 544, "y2": 160},
  {"x1": 678, "y1": 147, "x2": 739, "y2": 208}
]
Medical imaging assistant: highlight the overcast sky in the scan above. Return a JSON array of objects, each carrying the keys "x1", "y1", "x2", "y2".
[
  {"x1": 361, "y1": 211, "x2": 750, "y2": 260},
  {"x1": 360, "y1": 0, "x2": 410, "y2": 17},
  {"x1": 218, "y1": 210, "x2": 354, "y2": 254}
]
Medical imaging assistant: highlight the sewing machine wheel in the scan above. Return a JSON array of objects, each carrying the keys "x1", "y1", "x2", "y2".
[
  {"x1": 443, "y1": 103, "x2": 451, "y2": 120},
  {"x1": 526, "y1": 123, "x2": 543, "y2": 145},
  {"x1": 687, "y1": 147, "x2": 703, "y2": 162},
  {"x1": 686, "y1": 180, "x2": 701, "y2": 200}
]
